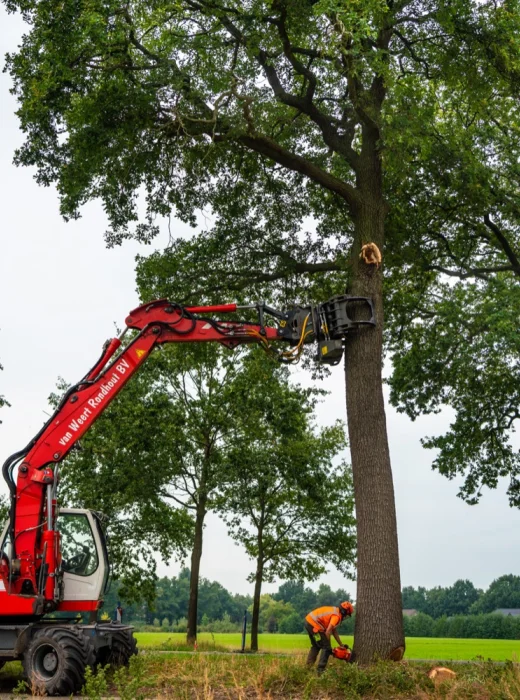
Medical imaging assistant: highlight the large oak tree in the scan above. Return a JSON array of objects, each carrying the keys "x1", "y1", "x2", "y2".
[{"x1": 4, "y1": 0, "x2": 520, "y2": 661}]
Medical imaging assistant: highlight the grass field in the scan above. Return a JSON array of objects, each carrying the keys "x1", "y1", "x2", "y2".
[
  {"x1": 135, "y1": 632, "x2": 520, "y2": 661},
  {"x1": 0, "y1": 636, "x2": 519, "y2": 697},
  {"x1": 3, "y1": 652, "x2": 520, "y2": 698}
]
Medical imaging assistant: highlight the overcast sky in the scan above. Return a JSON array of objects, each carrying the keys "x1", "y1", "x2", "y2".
[{"x1": 1, "y1": 10, "x2": 519, "y2": 600}]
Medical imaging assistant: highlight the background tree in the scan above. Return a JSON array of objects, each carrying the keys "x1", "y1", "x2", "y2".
[
  {"x1": 402, "y1": 586, "x2": 428, "y2": 613},
  {"x1": 444, "y1": 580, "x2": 481, "y2": 618},
  {"x1": 314, "y1": 582, "x2": 353, "y2": 609},
  {"x1": 249, "y1": 595, "x2": 297, "y2": 634},
  {"x1": 0, "y1": 496, "x2": 8, "y2": 525},
  {"x1": 6, "y1": 0, "x2": 520, "y2": 660},
  {"x1": 471, "y1": 575, "x2": 520, "y2": 614},
  {"x1": 273, "y1": 582, "x2": 317, "y2": 620},
  {"x1": 57, "y1": 337, "x2": 348, "y2": 644},
  {"x1": 218, "y1": 351, "x2": 355, "y2": 650},
  {"x1": 402, "y1": 581, "x2": 481, "y2": 618}
]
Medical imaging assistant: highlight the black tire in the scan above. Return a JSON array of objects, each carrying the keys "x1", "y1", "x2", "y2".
[
  {"x1": 99, "y1": 625, "x2": 138, "y2": 667},
  {"x1": 23, "y1": 626, "x2": 95, "y2": 696}
]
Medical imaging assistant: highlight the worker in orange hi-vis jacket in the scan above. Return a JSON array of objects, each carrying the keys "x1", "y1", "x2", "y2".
[{"x1": 304, "y1": 602, "x2": 354, "y2": 674}]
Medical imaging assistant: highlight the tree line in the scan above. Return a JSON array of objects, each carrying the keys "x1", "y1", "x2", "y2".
[
  {"x1": 402, "y1": 575, "x2": 520, "y2": 618},
  {"x1": 404, "y1": 613, "x2": 520, "y2": 640},
  {"x1": 105, "y1": 573, "x2": 520, "y2": 639}
]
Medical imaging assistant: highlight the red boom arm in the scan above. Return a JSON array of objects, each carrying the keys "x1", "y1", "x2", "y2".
[{"x1": 0, "y1": 300, "x2": 286, "y2": 612}]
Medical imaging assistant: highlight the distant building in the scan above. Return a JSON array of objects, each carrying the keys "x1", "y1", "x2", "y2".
[
  {"x1": 493, "y1": 609, "x2": 520, "y2": 617},
  {"x1": 402, "y1": 609, "x2": 418, "y2": 617}
]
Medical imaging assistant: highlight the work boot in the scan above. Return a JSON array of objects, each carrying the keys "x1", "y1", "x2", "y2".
[
  {"x1": 316, "y1": 648, "x2": 332, "y2": 675},
  {"x1": 306, "y1": 647, "x2": 319, "y2": 667}
]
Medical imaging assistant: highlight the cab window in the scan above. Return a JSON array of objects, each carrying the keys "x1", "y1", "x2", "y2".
[{"x1": 59, "y1": 513, "x2": 98, "y2": 577}]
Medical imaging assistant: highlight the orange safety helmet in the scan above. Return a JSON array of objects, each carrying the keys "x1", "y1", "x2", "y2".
[{"x1": 339, "y1": 601, "x2": 354, "y2": 617}]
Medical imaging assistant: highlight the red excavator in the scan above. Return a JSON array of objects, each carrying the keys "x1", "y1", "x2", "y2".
[{"x1": 0, "y1": 295, "x2": 373, "y2": 694}]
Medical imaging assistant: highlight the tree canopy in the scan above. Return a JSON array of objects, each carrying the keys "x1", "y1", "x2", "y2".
[
  {"x1": 402, "y1": 579, "x2": 481, "y2": 618},
  {"x1": 472, "y1": 575, "x2": 520, "y2": 614}
]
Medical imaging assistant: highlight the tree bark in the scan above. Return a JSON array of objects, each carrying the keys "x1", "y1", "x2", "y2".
[
  {"x1": 345, "y1": 157, "x2": 405, "y2": 663},
  {"x1": 186, "y1": 493, "x2": 207, "y2": 646},
  {"x1": 250, "y1": 557, "x2": 264, "y2": 652}
]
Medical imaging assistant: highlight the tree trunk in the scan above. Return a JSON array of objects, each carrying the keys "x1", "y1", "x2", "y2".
[
  {"x1": 346, "y1": 162, "x2": 405, "y2": 662},
  {"x1": 186, "y1": 494, "x2": 207, "y2": 646},
  {"x1": 250, "y1": 558, "x2": 263, "y2": 652}
]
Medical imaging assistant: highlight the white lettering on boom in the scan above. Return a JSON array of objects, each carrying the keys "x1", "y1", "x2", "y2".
[
  {"x1": 87, "y1": 373, "x2": 120, "y2": 409},
  {"x1": 57, "y1": 361, "x2": 131, "y2": 446}
]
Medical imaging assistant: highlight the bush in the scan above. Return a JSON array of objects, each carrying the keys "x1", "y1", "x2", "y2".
[
  {"x1": 153, "y1": 618, "x2": 161, "y2": 627},
  {"x1": 162, "y1": 617, "x2": 170, "y2": 628},
  {"x1": 203, "y1": 613, "x2": 241, "y2": 633},
  {"x1": 279, "y1": 612, "x2": 304, "y2": 634},
  {"x1": 171, "y1": 617, "x2": 188, "y2": 633},
  {"x1": 409, "y1": 612, "x2": 434, "y2": 637}
]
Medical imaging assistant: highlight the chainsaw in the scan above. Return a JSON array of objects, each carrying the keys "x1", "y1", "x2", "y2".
[{"x1": 332, "y1": 646, "x2": 352, "y2": 662}]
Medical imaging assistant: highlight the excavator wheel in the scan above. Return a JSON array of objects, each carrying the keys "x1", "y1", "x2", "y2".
[
  {"x1": 23, "y1": 625, "x2": 95, "y2": 696},
  {"x1": 99, "y1": 625, "x2": 138, "y2": 667}
]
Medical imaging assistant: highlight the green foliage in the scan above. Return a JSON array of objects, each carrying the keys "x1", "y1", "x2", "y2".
[
  {"x1": 81, "y1": 665, "x2": 109, "y2": 700},
  {"x1": 404, "y1": 612, "x2": 435, "y2": 638},
  {"x1": 278, "y1": 611, "x2": 304, "y2": 634},
  {"x1": 200, "y1": 612, "x2": 239, "y2": 634},
  {"x1": 388, "y1": 278, "x2": 520, "y2": 506},
  {"x1": 402, "y1": 580, "x2": 481, "y2": 619},
  {"x1": 171, "y1": 617, "x2": 188, "y2": 633},
  {"x1": 217, "y1": 351, "x2": 355, "y2": 589},
  {"x1": 114, "y1": 655, "x2": 147, "y2": 700},
  {"x1": 12, "y1": 680, "x2": 29, "y2": 696},
  {"x1": 403, "y1": 611, "x2": 520, "y2": 640},
  {"x1": 249, "y1": 595, "x2": 297, "y2": 633},
  {"x1": 472, "y1": 575, "x2": 520, "y2": 614},
  {"x1": 0, "y1": 495, "x2": 9, "y2": 525}
]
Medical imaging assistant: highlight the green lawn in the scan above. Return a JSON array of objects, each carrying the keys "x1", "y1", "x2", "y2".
[
  {"x1": 134, "y1": 632, "x2": 520, "y2": 661},
  {"x1": 135, "y1": 632, "x2": 520, "y2": 661}
]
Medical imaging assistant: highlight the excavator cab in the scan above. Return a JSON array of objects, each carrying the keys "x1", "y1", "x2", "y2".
[
  {"x1": 57, "y1": 509, "x2": 110, "y2": 608},
  {"x1": 0, "y1": 509, "x2": 109, "y2": 609}
]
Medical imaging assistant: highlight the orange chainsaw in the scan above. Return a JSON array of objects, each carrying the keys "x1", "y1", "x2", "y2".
[{"x1": 332, "y1": 646, "x2": 352, "y2": 662}]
